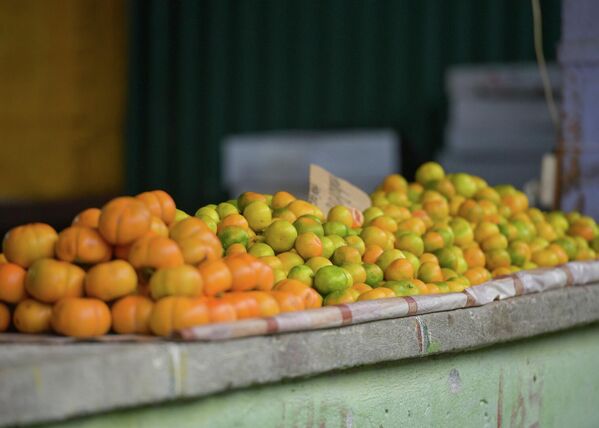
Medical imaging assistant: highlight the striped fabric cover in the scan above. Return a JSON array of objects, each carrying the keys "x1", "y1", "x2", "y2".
[{"x1": 178, "y1": 261, "x2": 599, "y2": 341}]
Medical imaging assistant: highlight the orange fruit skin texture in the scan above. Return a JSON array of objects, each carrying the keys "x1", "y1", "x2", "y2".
[
  {"x1": 202, "y1": 297, "x2": 237, "y2": 323},
  {"x1": 149, "y1": 265, "x2": 204, "y2": 299},
  {"x1": 3, "y1": 223, "x2": 57, "y2": 268},
  {"x1": 219, "y1": 292, "x2": 261, "y2": 320},
  {"x1": 170, "y1": 217, "x2": 223, "y2": 265},
  {"x1": 25, "y1": 259, "x2": 85, "y2": 303},
  {"x1": 274, "y1": 279, "x2": 323, "y2": 309},
  {"x1": 13, "y1": 299, "x2": 53, "y2": 334},
  {"x1": 72, "y1": 208, "x2": 101, "y2": 229},
  {"x1": 149, "y1": 296, "x2": 209, "y2": 337},
  {"x1": 51, "y1": 298, "x2": 111, "y2": 338},
  {"x1": 0, "y1": 262, "x2": 27, "y2": 304},
  {"x1": 98, "y1": 197, "x2": 152, "y2": 245},
  {"x1": 55, "y1": 226, "x2": 112, "y2": 264},
  {"x1": 111, "y1": 295, "x2": 154, "y2": 334},
  {"x1": 270, "y1": 291, "x2": 305, "y2": 313},
  {"x1": 136, "y1": 190, "x2": 177, "y2": 225},
  {"x1": 199, "y1": 259, "x2": 233, "y2": 296},
  {"x1": 128, "y1": 236, "x2": 184, "y2": 270},
  {"x1": 85, "y1": 260, "x2": 138, "y2": 301},
  {"x1": 244, "y1": 291, "x2": 280, "y2": 317}
]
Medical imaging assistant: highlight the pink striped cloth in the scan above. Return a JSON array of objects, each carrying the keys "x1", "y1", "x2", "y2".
[{"x1": 178, "y1": 261, "x2": 599, "y2": 341}]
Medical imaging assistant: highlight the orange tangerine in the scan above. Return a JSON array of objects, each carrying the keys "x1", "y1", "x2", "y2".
[
  {"x1": 419, "y1": 252, "x2": 439, "y2": 265},
  {"x1": 313, "y1": 265, "x2": 352, "y2": 295},
  {"x1": 426, "y1": 177, "x2": 456, "y2": 199},
  {"x1": 411, "y1": 278, "x2": 430, "y2": 295},
  {"x1": 450, "y1": 173, "x2": 477, "y2": 198},
  {"x1": 357, "y1": 287, "x2": 395, "y2": 301},
  {"x1": 411, "y1": 209, "x2": 433, "y2": 229},
  {"x1": 481, "y1": 234, "x2": 508, "y2": 251},
  {"x1": 360, "y1": 226, "x2": 389, "y2": 248},
  {"x1": 332, "y1": 246, "x2": 362, "y2": 266},
  {"x1": 243, "y1": 201, "x2": 272, "y2": 232},
  {"x1": 426, "y1": 283, "x2": 441, "y2": 294},
  {"x1": 226, "y1": 243, "x2": 247, "y2": 256},
  {"x1": 417, "y1": 262, "x2": 443, "y2": 282},
  {"x1": 568, "y1": 218, "x2": 597, "y2": 241},
  {"x1": 294, "y1": 232, "x2": 323, "y2": 259},
  {"x1": 363, "y1": 263, "x2": 384, "y2": 287},
  {"x1": 384, "y1": 258, "x2": 415, "y2": 281},
  {"x1": 243, "y1": 291, "x2": 280, "y2": 317},
  {"x1": 415, "y1": 162, "x2": 445, "y2": 186},
  {"x1": 423, "y1": 230, "x2": 445, "y2": 253},
  {"x1": 324, "y1": 289, "x2": 360, "y2": 305},
  {"x1": 237, "y1": 192, "x2": 267, "y2": 212},
  {"x1": 351, "y1": 283, "x2": 373, "y2": 294},
  {"x1": 396, "y1": 217, "x2": 427, "y2": 237},
  {"x1": 277, "y1": 251, "x2": 304, "y2": 272},
  {"x1": 491, "y1": 267, "x2": 512, "y2": 278},
  {"x1": 464, "y1": 267, "x2": 491, "y2": 285},
  {"x1": 272, "y1": 207, "x2": 297, "y2": 223},
  {"x1": 271, "y1": 191, "x2": 296, "y2": 210},
  {"x1": 394, "y1": 232, "x2": 424, "y2": 257},
  {"x1": 536, "y1": 222, "x2": 557, "y2": 241},
  {"x1": 450, "y1": 218, "x2": 474, "y2": 248},
  {"x1": 269, "y1": 291, "x2": 305, "y2": 313},
  {"x1": 264, "y1": 220, "x2": 298, "y2": 253},
  {"x1": 287, "y1": 200, "x2": 319, "y2": 219},
  {"x1": 423, "y1": 198, "x2": 449, "y2": 222},
  {"x1": 485, "y1": 249, "x2": 511, "y2": 270},
  {"x1": 342, "y1": 263, "x2": 367, "y2": 284},
  {"x1": 449, "y1": 194, "x2": 465, "y2": 216},
  {"x1": 441, "y1": 268, "x2": 458, "y2": 281},
  {"x1": 260, "y1": 255, "x2": 283, "y2": 271},
  {"x1": 305, "y1": 256, "x2": 332, "y2": 272},
  {"x1": 380, "y1": 174, "x2": 408, "y2": 192},
  {"x1": 375, "y1": 249, "x2": 405, "y2": 272},
  {"x1": 327, "y1": 205, "x2": 354, "y2": 228},
  {"x1": 217, "y1": 214, "x2": 249, "y2": 232},
  {"x1": 370, "y1": 216, "x2": 398, "y2": 233},
  {"x1": 287, "y1": 264, "x2": 314, "y2": 286},
  {"x1": 474, "y1": 222, "x2": 500, "y2": 243},
  {"x1": 345, "y1": 235, "x2": 366, "y2": 255},
  {"x1": 478, "y1": 200, "x2": 498, "y2": 219},
  {"x1": 474, "y1": 187, "x2": 501, "y2": 204},
  {"x1": 274, "y1": 279, "x2": 323, "y2": 309},
  {"x1": 547, "y1": 244, "x2": 569, "y2": 265},
  {"x1": 507, "y1": 240, "x2": 531, "y2": 267},
  {"x1": 502, "y1": 192, "x2": 528, "y2": 214},
  {"x1": 382, "y1": 205, "x2": 411, "y2": 222},
  {"x1": 458, "y1": 199, "x2": 483, "y2": 223},
  {"x1": 463, "y1": 244, "x2": 486, "y2": 268},
  {"x1": 293, "y1": 215, "x2": 324, "y2": 237},
  {"x1": 363, "y1": 207, "x2": 384, "y2": 225}
]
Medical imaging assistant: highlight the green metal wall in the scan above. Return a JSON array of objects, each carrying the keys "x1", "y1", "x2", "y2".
[{"x1": 126, "y1": 0, "x2": 561, "y2": 212}]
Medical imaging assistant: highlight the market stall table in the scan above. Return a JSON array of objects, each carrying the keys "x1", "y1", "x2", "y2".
[{"x1": 2, "y1": 282, "x2": 599, "y2": 427}]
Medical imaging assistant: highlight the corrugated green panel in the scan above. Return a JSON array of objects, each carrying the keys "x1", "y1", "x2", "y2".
[
  {"x1": 174, "y1": 1, "x2": 203, "y2": 203},
  {"x1": 145, "y1": 0, "x2": 172, "y2": 189},
  {"x1": 127, "y1": 0, "x2": 562, "y2": 211}
]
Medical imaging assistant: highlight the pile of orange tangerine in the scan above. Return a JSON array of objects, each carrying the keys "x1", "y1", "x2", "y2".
[{"x1": 0, "y1": 163, "x2": 597, "y2": 337}]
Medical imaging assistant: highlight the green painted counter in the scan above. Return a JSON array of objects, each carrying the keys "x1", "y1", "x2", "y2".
[{"x1": 44, "y1": 323, "x2": 599, "y2": 428}]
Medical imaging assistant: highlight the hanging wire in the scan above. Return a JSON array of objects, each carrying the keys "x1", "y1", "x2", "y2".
[{"x1": 531, "y1": 0, "x2": 561, "y2": 132}]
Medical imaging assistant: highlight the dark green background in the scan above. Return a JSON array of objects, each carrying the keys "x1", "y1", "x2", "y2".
[{"x1": 126, "y1": 0, "x2": 561, "y2": 213}]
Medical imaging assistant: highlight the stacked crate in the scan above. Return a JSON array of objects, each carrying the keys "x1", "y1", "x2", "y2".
[
  {"x1": 558, "y1": 0, "x2": 599, "y2": 219},
  {"x1": 440, "y1": 64, "x2": 559, "y2": 190}
]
